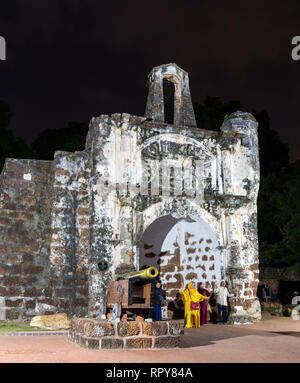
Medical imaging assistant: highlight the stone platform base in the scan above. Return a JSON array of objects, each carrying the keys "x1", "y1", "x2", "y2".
[{"x1": 68, "y1": 318, "x2": 183, "y2": 350}]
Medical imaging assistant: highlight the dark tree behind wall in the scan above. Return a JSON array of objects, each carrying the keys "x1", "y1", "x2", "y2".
[
  {"x1": 30, "y1": 122, "x2": 89, "y2": 160},
  {"x1": 0, "y1": 100, "x2": 32, "y2": 170}
]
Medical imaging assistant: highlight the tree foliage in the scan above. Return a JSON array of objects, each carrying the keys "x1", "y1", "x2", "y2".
[
  {"x1": 251, "y1": 110, "x2": 289, "y2": 175},
  {"x1": 0, "y1": 100, "x2": 32, "y2": 171},
  {"x1": 31, "y1": 122, "x2": 88, "y2": 160},
  {"x1": 193, "y1": 96, "x2": 241, "y2": 132},
  {"x1": 258, "y1": 161, "x2": 300, "y2": 266}
]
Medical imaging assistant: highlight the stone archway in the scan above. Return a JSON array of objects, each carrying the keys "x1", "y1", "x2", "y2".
[{"x1": 139, "y1": 213, "x2": 221, "y2": 318}]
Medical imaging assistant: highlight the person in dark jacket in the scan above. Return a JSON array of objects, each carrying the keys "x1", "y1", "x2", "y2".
[{"x1": 152, "y1": 281, "x2": 166, "y2": 321}]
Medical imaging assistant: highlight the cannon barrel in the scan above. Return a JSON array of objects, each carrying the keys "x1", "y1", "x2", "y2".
[{"x1": 114, "y1": 266, "x2": 159, "y2": 281}]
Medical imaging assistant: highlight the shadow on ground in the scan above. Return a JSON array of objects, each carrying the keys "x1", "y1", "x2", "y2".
[
  {"x1": 179, "y1": 322, "x2": 300, "y2": 348},
  {"x1": 270, "y1": 331, "x2": 300, "y2": 338}
]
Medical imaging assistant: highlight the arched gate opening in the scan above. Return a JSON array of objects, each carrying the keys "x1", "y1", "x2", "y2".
[{"x1": 139, "y1": 214, "x2": 221, "y2": 319}]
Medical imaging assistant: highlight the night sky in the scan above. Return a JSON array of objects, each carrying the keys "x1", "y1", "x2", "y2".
[{"x1": 1, "y1": 0, "x2": 300, "y2": 162}]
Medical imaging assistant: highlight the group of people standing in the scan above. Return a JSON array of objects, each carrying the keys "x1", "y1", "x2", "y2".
[
  {"x1": 152, "y1": 279, "x2": 234, "y2": 328},
  {"x1": 180, "y1": 280, "x2": 234, "y2": 328}
]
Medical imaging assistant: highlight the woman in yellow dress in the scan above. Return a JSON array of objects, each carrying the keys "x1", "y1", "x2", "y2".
[{"x1": 180, "y1": 281, "x2": 208, "y2": 328}]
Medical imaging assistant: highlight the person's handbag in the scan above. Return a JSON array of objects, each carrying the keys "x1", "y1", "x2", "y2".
[
  {"x1": 207, "y1": 303, "x2": 212, "y2": 313},
  {"x1": 159, "y1": 295, "x2": 166, "y2": 306},
  {"x1": 190, "y1": 301, "x2": 200, "y2": 310},
  {"x1": 188, "y1": 289, "x2": 200, "y2": 310}
]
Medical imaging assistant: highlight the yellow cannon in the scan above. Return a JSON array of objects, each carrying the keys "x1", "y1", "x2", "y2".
[
  {"x1": 107, "y1": 266, "x2": 159, "y2": 309},
  {"x1": 114, "y1": 266, "x2": 159, "y2": 281}
]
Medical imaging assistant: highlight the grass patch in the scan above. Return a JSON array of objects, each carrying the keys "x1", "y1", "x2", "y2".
[{"x1": 0, "y1": 320, "x2": 59, "y2": 332}]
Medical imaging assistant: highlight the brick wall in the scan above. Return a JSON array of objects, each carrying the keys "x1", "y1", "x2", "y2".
[
  {"x1": 0, "y1": 158, "x2": 53, "y2": 320},
  {"x1": 0, "y1": 155, "x2": 91, "y2": 320},
  {"x1": 260, "y1": 267, "x2": 300, "y2": 282}
]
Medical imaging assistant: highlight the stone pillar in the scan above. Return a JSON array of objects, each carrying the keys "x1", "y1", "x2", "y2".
[
  {"x1": 88, "y1": 113, "x2": 141, "y2": 316},
  {"x1": 88, "y1": 115, "x2": 115, "y2": 316},
  {"x1": 221, "y1": 149, "x2": 233, "y2": 194},
  {"x1": 221, "y1": 112, "x2": 261, "y2": 323},
  {"x1": 49, "y1": 152, "x2": 77, "y2": 315},
  {"x1": 220, "y1": 111, "x2": 259, "y2": 175},
  {"x1": 119, "y1": 205, "x2": 134, "y2": 266},
  {"x1": 225, "y1": 213, "x2": 242, "y2": 269}
]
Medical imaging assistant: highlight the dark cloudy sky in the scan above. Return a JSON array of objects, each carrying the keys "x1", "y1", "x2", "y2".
[{"x1": 1, "y1": 0, "x2": 300, "y2": 162}]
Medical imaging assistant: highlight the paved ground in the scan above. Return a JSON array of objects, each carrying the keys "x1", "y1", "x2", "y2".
[{"x1": 0, "y1": 314, "x2": 299, "y2": 363}]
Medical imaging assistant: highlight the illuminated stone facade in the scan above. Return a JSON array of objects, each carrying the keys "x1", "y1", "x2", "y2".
[{"x1": 0, "y1": 64, "x2": 261, "y2": 323}]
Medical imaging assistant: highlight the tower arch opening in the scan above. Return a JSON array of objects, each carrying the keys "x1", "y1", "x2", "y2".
[{"x1": 163, "y1": 78, "x2": 175, "y2": 124}]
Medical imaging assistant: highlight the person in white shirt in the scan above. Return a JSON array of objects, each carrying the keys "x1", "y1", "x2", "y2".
[{"x1": 212, "y1": 280, "x2": 234, "y2": 325}]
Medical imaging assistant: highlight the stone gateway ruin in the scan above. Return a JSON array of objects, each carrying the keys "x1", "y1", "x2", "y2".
[{"x1": 0, "y1": 64, "x2": 261, "y2": 324}]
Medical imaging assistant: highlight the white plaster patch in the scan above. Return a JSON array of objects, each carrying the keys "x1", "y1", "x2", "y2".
[
  {"x1": 23, "y1": 173, "x2": 31, "y2": 181},
  {"x1": 0, "y1": 297, "x2": 6, "y2": 320},
  {"x1": 161, "y1": 216, "x2": 221, "y2": 286}
]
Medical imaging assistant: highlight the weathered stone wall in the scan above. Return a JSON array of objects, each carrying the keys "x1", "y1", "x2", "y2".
[
  {"x1": 0, "y1": 153, "x2": 91, "y2": 319},
  {"x1": 0, "y1": 158, "x2": 52, "y2": 320},
  {"x1": 85, "y1": 104, "x2": 261, "y2": 322},
  {"x1": 260, "y1": 266, "x2": 300, "y2": 282},
  {"x1": 0, "y1": 63, "x2": 262, "y2": 323},
  {"x1": 48, "y1": 151, "x2": 91, "y2": 317},
  {"x1": 258, "y1": 279, "x2": 280, "y2": 297}
]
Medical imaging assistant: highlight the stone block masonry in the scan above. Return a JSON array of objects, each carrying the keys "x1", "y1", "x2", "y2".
[
  {"x1": 0, "y1": 155, "x2": 90, "y2": 320},
  {"x1": 68, "y1": 318, "x2": 183, "y2": 349},
  {"x1": 0, "y1": 159, "x2": 53, "y2": 320},
  {"x1": 48, "y1": 151, "x2": 90, "y2": 317}
]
